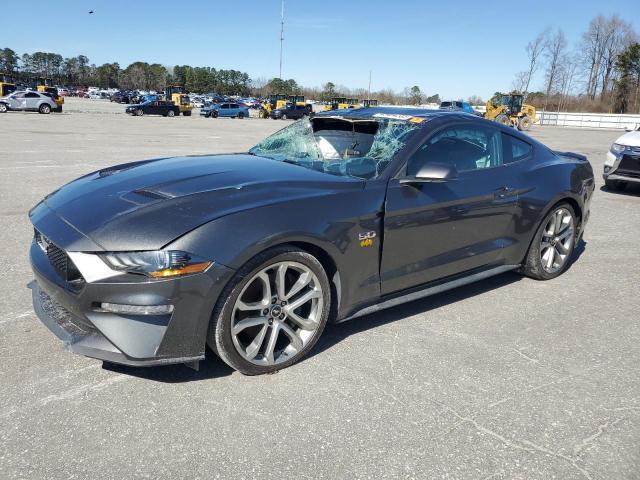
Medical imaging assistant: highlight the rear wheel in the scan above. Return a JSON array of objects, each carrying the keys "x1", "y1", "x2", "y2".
[
  {"x1": 605, "y1": 179, "x2": 626, "y2": 191},
  {"x1": 238, "y1": 112, "x2": 244, "y2": 119},
  {"x1": 167, "y1": 110, "x2": 175, "y2": 117},
  {"x1": 0, "y1": 103, "x2": 7, "y2": 113},
  {"x1": 208, "y1": 246, "x2": 331, "y2": 375},
  {"x1": 39, "y1": 104, "x2": 51, "y2": 114},
  {"x1": 521, "y1": 203, "x2": 576, "y2": 280},
  {"x1": 517, "y1": 115, "x2": 532, "y2": 131},
  {"x1": 183, "y1": 110, "x2": 191, "y2": 116},
  {"x1": 495, "y1": 114, "x2": 510, "y2": 126}
]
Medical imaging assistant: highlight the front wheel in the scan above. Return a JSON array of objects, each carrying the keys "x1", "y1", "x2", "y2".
[
  {"x1": 0, "y1": 103, "x2": 7, "y2": 113},
  {"x1": 605, "y1": 179, "x2": 626, "y2": 191},
  {"x1": 517, "y1": 115, "x2": 532, "y2": 131},
  {"x1": 521, "y1": 203, "x2": 576, "y2": 280},
  {"x1": 136, "y1": 109, "x2": 144, "y2": 116},
  {"x1": 208, "y1": 246, "x2": 331, "y2": 375},
  {"x1": 495, "y1": 113, "x2": 509, "y2": 126},
  {"x1": 212, "y1": 110, "x2": 218, "y2": 118},
  {"x1": 281, "y1": 113, "x2": 288, "y2": 120},
  {"x1": 39, "y1": 104, "x2": 51, "y2": 114}
]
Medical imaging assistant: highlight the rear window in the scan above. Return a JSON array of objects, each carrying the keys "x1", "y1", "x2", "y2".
[{"x1": 502, "y1": 133, "x2": 532, "y2": 164}]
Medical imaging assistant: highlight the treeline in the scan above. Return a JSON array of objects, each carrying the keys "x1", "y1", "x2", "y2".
[
  {"x1": 513, "y1": 15, "x2": 640, "y2": 113},
  {"x1": 0, "y1": 48, "x2": 252, "y2": 95},
  {"x1": 0, "y1": 47, "x2": 453, "y2": 104}
]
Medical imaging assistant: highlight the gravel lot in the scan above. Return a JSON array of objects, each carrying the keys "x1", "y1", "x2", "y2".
[{"x1": 1, "y1": 98, "x2": 639, "y2": 479}]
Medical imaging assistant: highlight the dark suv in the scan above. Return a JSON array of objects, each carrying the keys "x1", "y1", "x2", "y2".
[
  {"x1": 126, "y1": 100, "x2": 180, "y2": 117},
  {"x1": 271, "y1": 103, "x2": 311, "y2": 120}
]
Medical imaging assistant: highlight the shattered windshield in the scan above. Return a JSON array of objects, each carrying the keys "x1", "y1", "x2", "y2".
[{"x1": 249, "y1": 116, "x2": 421, "y2": 179}]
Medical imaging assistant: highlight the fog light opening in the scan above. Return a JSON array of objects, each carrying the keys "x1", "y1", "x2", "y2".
[{"x1": 100, "y1": 303, "x2": 174, "y2": 315}]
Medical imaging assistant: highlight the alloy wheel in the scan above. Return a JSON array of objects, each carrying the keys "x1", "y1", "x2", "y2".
[
  {"x1": 540, "y1": 207, "x2": 574, "y2": 273},
  {"x1": 231, "y1": 261, "x2": 324, "y2": 366}
]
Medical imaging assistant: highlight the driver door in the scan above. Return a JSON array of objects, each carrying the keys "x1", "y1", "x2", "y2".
[{"x1": 380, "y1": 123, "x2": 519, "y2": 295}]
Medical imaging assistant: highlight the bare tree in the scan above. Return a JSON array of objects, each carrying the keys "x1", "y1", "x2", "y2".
[
  {"x1": 599, "y1": 16, "x2": 636, "y2": 99},
  {"x1": 511, "y1": 71, "x2": 529, "y2": 92},
  {"x1": 544, "y1": 29, "x2": 567, "y2": 97},
  {"x1": 582, "y1": 15, "x2": 611, "y2": 99},
  {"x1": 522, "y1": 31, "x2": 548, "y2": 92}
]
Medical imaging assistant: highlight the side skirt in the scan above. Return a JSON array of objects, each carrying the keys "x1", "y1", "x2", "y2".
[{"x1": 337, "y1": 264, "x2": 520, "y2": 323}]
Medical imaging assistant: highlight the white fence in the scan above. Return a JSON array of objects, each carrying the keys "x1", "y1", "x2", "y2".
[{"x1": 538, "y1": 111, "x2": 640, "y2": 130}]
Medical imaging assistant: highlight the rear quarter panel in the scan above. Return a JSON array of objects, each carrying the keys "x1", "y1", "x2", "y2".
[{"x1": 503, "y1": 143, "x2": 594, "y2": 264}]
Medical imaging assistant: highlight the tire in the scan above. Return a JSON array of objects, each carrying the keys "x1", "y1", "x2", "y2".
[
  {"x1": 0, "y1": 103, "x2": 7, "y2": 113},
  {"x1": 238, "y1": 112, "x2": 244, "y2": 119},
  {"x1": 136, "y1": 109, "x2": 144, "y2": 116},
  {"x1": 183, "y1": 111, "x2": 192, "y2": 116},
  {"x1": 521, "y1": 202, "x2": 577, "y2": 280},
  {"x1": 208, "y1": 246, "x2": 331, "y2": 375},
  {"x1": 212, "y1": 110, "x2": 218, "y2": 118},
  {"x1": 39, "y1": 104, "x2": 51, "y2": 114},
  {"x1": 167, "y1": 110, "x2": 175, "y2": 117},
  {"x1": 495, "y1": 114, "x2": 509, "y2": 126},
  {"x1": 518, "y1": 115, "x2": 532, "y2": 131},
  {"x1": 605, "y1": 179, "x2": 626, "y2": 191},
  {"x1": 281, "y1": 113, "x2": 288, "y2": 120}
]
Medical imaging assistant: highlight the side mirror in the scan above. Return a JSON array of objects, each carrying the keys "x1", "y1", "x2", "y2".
[{"x1": 400, "y1": 162, "x2": 458, "y2": 184}]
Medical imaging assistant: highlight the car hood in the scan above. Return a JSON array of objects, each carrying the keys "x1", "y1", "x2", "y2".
[
  {"x1": 615, "y1": 130, "x2": 640, "y2": 147},
  {"x1": 31, "y1": 154, "x2": 362, "y2": 251}
]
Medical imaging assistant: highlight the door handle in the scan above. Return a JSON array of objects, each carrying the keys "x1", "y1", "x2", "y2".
[{"x1": 494, "y1": 186, "x2": 516, "y2": 199}]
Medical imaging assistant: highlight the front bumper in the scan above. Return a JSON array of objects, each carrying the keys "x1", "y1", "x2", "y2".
[
  {"x1": 30, "y1": 238, "x2": 234, "y2": 367},
  {"x1": 603, "y1": 149, "x2": 640, "y2": 183}
]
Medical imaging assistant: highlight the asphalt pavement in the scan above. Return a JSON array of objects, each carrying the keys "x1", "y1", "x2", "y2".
[{"x1": 1, "y1": 99, "x2": 638, "y2": 479}]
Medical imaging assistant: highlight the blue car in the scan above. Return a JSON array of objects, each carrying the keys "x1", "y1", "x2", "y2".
[
  {"x1": 200, "y1": 102, "x2": 249, "y2": 119},
  {"x1": 439, "y1": 100, "x2": 479, "y2": 115}
]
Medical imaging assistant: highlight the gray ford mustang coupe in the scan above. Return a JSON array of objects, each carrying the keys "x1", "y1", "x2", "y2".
[{"x1": 29, "y1": 108, "x2": 594, "y2": 375}]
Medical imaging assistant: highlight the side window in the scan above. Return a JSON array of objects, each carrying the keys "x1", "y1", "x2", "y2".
[
  {"x1": 221, "y1": 104, "x2": 229, "y2": 109},
  {"x1": 502, "y1": 134, "x2": 532, "y2": 164},
  {"x1": 25, "y1": 92, "x2": 40, "y2": 98},
  {"x1": 406, "y1": 125, "x2": 503, "y2": 176},
  {"x1": 13, "y1": 92, "x2": 26, "y2": 99}
]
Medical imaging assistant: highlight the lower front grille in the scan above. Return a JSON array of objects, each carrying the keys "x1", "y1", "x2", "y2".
[
  {"x1": 618, "y1": 155, "x2": 640, "y2": 175},
  {"x1": 34, "y1": 229, "x2": 85, "y2": 290}
]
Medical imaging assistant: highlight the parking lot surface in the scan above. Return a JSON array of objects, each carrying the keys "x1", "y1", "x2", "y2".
[{"x1": 1, "y1": 99, "x2": 639, "y2": 479}]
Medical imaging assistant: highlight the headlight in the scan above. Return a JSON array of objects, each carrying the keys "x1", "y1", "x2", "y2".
[
  {"x1": 99, "y1": 251, "x2": 212, "y2": 278},
  {"x1": 611, "y1": 143, "x2": 626, "y2": 154}
]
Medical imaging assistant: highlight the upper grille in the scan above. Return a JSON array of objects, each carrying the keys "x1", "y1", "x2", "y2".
[{"x1": 34, "y1": 230, "x2": 85, "y2": 290}]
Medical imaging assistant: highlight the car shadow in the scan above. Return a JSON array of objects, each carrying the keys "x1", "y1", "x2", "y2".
[
  {"x1": 101, "y1": 349, "x2": 234, "y2": 383},
  {"x1": 310, "y1": 241, "x2": 587, "y2": 360},
  {"x1": 309, "y1": 270, "x2": 524, "y2": 360},
  {"x1": 599, "y1": 183, "x2": 640, "y2": 196}
]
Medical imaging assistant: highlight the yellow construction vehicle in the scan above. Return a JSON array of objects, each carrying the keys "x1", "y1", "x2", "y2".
[
  {"x1": 484, "y1": 91, "x2": 536, "y2": 131},
  {"x1": 288, "y1": 95, "x2": 305, "y2": 106},
  {"x1": 258, "y1": 94, "x2": 288, "y2": 118},
  {"x1": 323, "y1": 97, "x2": 349, "y2": 111},
  {"x1": 35, "y1": 78, "x2": 64, "y2": 112},
  {"x1": 165, "y1": 85, "x2": 193, "y2": 116},
  {"x1": 362, "y1": 99, "x2": 379, "y2": 108},
  {"x1": 0, "y1": 73, "x2": 17, "y2": 97},
  {"x1": 346, "y1": 98, "x2": 361, "y2": 108}
]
